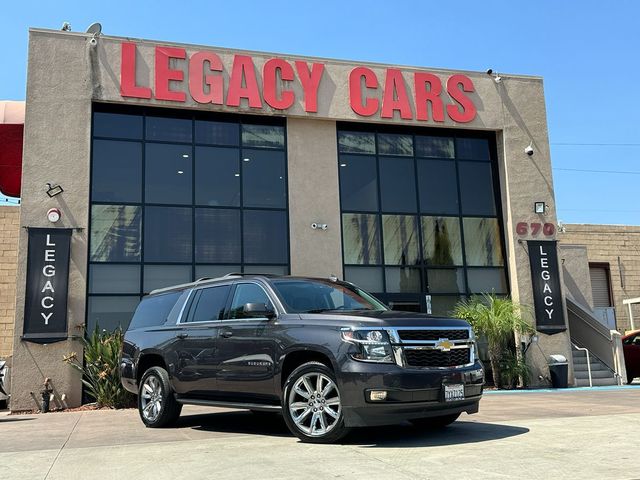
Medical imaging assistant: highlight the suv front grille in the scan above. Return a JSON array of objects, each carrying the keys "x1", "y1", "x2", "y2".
[
  {"x1": 404, "y1": 348, "x2": 471, "y2": 368},
  {"x1": 398, "y1": 329, "x2": 469, "y2": 341}
]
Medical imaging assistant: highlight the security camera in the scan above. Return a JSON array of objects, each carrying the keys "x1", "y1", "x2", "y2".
[
  {"x1": 311, "y1": 223, "x2": 318, "y2": 230},
  {"x1": 486, "y1": 69, "x2": 493, "y2": 75},
  {"x1": 525, "y1": 145, "x2": 534, "y2": 156},
  {"x1": 320, "y1": 224, "x2": 328, "y2": 230}
]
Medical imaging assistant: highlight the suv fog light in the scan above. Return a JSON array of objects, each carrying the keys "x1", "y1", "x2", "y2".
[{"x1": 369, "y1": 390, "x2": 388, "y2": 401}]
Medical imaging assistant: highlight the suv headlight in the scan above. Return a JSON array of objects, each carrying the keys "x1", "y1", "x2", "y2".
[
  {"x1": 469, "y1": 328, "x2": 479, "y2": 362},
  {"x1": 341, "y1": 329, "x2": 394, "y2": 363}
]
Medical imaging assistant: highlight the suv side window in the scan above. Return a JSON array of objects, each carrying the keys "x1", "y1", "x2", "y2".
[
  {"x1": 229, "y1": 283, "x2": 273, "y2": 319},
  {"x1": 187, "y1": 285, "x2": 232, "y2": 323},
  {"x1": 128, "y1": 291, "x2": 185, "y2": 330}
]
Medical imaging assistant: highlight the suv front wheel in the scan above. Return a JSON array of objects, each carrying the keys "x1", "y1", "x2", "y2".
[
  {"x1": 138, "y1": 366, "x2": 182, "y2": 428},
  {"x1": 282, "y1": 361, "x2": 350, "y2": 443}
]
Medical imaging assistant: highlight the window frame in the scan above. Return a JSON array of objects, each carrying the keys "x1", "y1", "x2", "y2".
[
  {"x1": 87, "y1": 104, "x2": 291, "y2": 332},
  {"x1": 336, "y1": 122, "x2": 509, "y2": 314}
]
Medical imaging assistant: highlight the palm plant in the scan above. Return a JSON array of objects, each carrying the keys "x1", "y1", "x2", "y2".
[
  {"x1": 454, "y1": 293, "x2": 533, "y2": 388},
  {"x1": 63, "y1": 327, "x2": 133, "y2": 408}
]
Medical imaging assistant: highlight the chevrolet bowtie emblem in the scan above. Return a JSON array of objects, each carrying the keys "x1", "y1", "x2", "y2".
[{"x1": 435, "y1": 339, "x2": 453, "y2": 352}]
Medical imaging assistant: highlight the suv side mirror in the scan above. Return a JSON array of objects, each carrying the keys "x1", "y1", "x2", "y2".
[{"x1": 243, "y1": 303, "x2": 276, "y2": 319}]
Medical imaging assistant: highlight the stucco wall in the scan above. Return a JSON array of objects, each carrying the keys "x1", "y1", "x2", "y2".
[
  {"x1": 11, "y1": 32, "x2": 91, "y2": 411},
  {"x1": 561, "y1": 224, "x2": 640, "y2": 333},
  {"x1": 10, "y1": 28, "x2": 573, "y2": 409},
  {"x1": 0, "y1": 207, "x2": 19, "y2": 359},
  {"x1": 286, "y1": 118, "x2": 343, "y2": 278}
]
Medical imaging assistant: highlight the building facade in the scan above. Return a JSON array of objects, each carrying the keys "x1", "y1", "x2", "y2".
[
  {"x1": 9, "y1": 28, "x2": 576, "y2": 410},
  {"x1": 560, "y1": 224, "x2": 640, "y2": 333}
]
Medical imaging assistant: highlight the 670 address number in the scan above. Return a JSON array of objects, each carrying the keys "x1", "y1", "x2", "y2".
[{"x1": 516, "y1": 222, "x2": 555, "y2": 236}]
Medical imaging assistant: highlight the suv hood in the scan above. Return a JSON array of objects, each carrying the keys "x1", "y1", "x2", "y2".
[{"x1": 298, "y1": 310, "x2": 470, "y2": 328}]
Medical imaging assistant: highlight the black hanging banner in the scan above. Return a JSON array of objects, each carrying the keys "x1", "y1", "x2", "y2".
[
  {"x1": 527, "y1": 240, "x2": 567, "y2": 335},
  {"x1": 23, "y1": 228, "x2": 72, "y2": 343}
]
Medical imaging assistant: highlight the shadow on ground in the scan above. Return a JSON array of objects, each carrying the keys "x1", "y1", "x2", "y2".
[
  {"x1": 178, "y1": 411, "x2": 529, "y2": 447},
  {"x1": 0, "y1": 417, "x2": 34, "y2": 423}
]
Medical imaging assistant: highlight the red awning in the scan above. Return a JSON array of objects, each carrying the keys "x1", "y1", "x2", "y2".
[{"x1": 0, "y1": 101, "x2": 25, "y2": 198}]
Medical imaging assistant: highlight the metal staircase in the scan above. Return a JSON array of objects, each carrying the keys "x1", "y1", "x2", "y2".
[
  {"x1": 571, "y1": 345, "x2": 618, "y2": 387},
  {"x1": 565, "y1": 296, "x2": 627, "y2": 386}
]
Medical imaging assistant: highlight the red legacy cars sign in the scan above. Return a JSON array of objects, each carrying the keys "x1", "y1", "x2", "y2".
[{"x1": 120, "y1": 42, "x2": 476, "y2": 123}]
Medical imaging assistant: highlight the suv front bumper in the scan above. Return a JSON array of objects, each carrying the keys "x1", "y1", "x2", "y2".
[{"x1": 338, "y1": 359, "x2": 484, "y2": 427}]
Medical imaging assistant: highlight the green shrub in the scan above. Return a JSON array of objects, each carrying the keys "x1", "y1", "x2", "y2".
[
  {"x1": 499, "y1": 351, "x2": 531, "y2": 389},
  {"x1": 63, "y1": 327, "x2": 134, "y2": 408}
]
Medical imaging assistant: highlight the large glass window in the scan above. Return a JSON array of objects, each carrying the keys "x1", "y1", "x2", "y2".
[
  {"x1": 89, "y1": 106, "x2": 289, "y2": 331},
  {"x1": 338, "y1": 126, "x2": 506, "y2": 316}
]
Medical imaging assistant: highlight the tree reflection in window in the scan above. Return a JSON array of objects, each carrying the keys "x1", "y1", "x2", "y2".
[
  {"x1": 342, "y1": 214, "x2": 381, "y2": 265},
  {"x1": 90, "y1": 205, "x2": 141, "y2": 262},
  {"x1": 422, "y1": 216, "x2": 462, "y2": 266}
]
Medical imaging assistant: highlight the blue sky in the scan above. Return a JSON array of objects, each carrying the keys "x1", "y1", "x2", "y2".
[{"x1": 1, "y1": 1, "x2": 639, "y2": 224}]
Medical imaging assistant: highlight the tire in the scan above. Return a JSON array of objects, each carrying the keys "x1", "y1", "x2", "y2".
[
  {"x1": 138, "y1": 366, "x2": 182, "y2": 428},
  {"x1": 411, "y1": 412, "x2": 461, "y2": 429},
  {"x1": 282, "y1": 361, "x2": 350, "y2": 443}
]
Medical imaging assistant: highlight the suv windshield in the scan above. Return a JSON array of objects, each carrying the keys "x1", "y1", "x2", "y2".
[{"x1": 271, "y1": 279, "x2": 387, "y2": 314}]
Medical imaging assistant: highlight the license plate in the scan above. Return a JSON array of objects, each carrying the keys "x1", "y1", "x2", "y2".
[{"x1": 444, "y1": 384, "x2": 465, "y2": 402}]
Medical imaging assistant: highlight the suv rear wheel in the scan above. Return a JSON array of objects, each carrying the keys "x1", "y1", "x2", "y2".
[
  {"x1": 138, "y1": 366, "x2": 182, "y2": 428},
  {"x1": 282, "y1": 361, "x2": 350, "y2": 443}
]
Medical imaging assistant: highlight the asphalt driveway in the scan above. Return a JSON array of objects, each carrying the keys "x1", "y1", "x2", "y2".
[{"x1": 2, "y1": 387, "x2": 639, "y2": 480}]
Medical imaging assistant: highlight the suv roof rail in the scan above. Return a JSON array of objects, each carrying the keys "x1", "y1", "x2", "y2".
[
  {"x1": 148, "y1": 272, "x2": 285, "y2": 295},
  {"x1": 222, "y1": 272, "x2": 280, "y2": 278}
]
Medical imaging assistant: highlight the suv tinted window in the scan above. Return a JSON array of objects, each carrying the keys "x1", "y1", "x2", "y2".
[
  {"x1": 271, "y1": 279, "x2": 386, "y2": 313},
  {"x1": 128, "y1": 291, "x2": 185, "y2": 330},
  {"x1": 229, "y1": 283, "x2": 273, "y2": 319},
  {"x1": 188, "y1": 285, "x2": 231, "y2": 322}
]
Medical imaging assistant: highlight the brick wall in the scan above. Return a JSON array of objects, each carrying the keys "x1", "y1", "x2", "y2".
[
  {"x1": 0, "y1": 207, "x2": 20, "y2": 358},
  {"x1": 560, "y1": 224, "x2": 640, "y2": 333}
]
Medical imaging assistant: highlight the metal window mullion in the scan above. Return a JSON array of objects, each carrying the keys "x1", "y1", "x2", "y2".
[
  {"x1": 239, "y1": 119, "x2": 245, "y2": 272},
  {"x1": 140, "y1": 114, "x2": 147, "y2": 296},
  {"x1": 374, "y1": 131, "x2": 386, "y2": 293},
  {"x1": 453, "y1": 134, "x2": 470, "y2": 298},
  {"x1": 412, "y1": 133, "x2": 428, "y2": 311},
  {"x1": 191, "y1": 117, "x2": 196, "y2": 282}
]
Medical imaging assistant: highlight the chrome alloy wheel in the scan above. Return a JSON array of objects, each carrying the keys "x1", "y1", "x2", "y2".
[
  {"x1": 140, "y1": 375, "x2": 163, "y2": 422},
  {"x1": 288, "y1": 372, "x2": 341, "y2": 437}
]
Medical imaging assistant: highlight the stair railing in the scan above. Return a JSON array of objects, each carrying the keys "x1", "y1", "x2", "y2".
[{"x1": 572, "y1": 343, "x2": 593, "y2": 388}]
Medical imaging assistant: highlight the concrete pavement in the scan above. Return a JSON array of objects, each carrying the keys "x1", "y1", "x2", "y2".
[{"x1": 2, "y1": 387, "x2": 640, "y2": 480}]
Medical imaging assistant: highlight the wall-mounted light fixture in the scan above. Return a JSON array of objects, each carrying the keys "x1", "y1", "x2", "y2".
[
  {"x1": 46, "y1": 183, "x2": 64, "y2": 198},
  {"x1": 534, "y1": 202, "x2": 546, "y2": 214}
]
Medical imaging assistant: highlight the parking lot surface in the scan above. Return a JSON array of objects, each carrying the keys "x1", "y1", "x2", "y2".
[{"x1": 2, "y1": 387, "x2": 640, "y2": 480}]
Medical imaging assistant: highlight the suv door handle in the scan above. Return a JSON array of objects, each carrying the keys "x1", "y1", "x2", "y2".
[
  {"x1": 220, "y1": 331, "x2": 233, "y2": 338},
  {"x1": 176, "y1": 333, "x2": 189, "y2": 339}
]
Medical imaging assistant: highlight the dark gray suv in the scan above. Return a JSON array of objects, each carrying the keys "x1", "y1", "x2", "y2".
[{"x1": 121, "y1": 274, "x2": 484, "y2": 443}]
